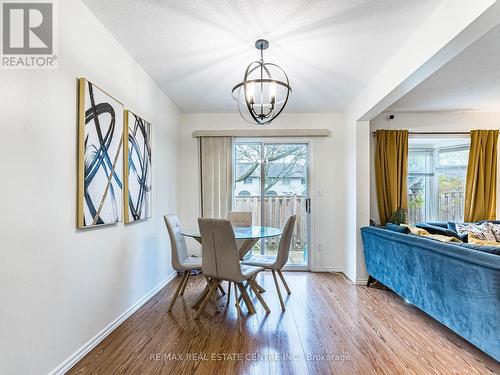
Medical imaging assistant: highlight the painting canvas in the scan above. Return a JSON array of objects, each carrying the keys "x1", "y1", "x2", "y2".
[
  {"x1": 78, "y1": 78, "x2": 124, "y2": 228},
  {"x1": 124, "y1": 110, "x2": 152, "y2": 223}
]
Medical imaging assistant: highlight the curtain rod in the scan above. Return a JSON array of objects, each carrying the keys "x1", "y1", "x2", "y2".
[
  {"x1": 371, "y1": 131, "x2": 470, "y2": 136},
  {"x1": 192, "y1": 129, "x2": 331, "y2": 138}
]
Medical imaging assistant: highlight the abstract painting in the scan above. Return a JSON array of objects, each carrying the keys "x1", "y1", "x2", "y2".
[
  {"x1": 78, "y1": 78, "x2": 123, "y2": 228},
  {"x1": 124, "y1": 110, "x2": 152, "y2": 223}
]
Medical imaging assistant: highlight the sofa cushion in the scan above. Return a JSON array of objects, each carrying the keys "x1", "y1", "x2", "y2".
[
  {"x1": 446, "y1": 222, "x2": 468, "y2": 242},
  {"x1": 416, "y1": 222, "x2": 462, "y2": 240},
  {"x1": 447, "y1": 221, "x2": 458, "y2": 233},
  {"x1": 421, "y1": 221, "x2": 448, "y2": 229},
  {"x1": 461, "y1": 242, "x2": 500, "y2": 255},
  {"x1": 384, "y1": 223, "x2": 410, "y2": 234}
]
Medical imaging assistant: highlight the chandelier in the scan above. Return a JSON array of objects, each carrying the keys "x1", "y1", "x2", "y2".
[{"x1": 232, "y1": 39, "x2": 291, "y2": 125}]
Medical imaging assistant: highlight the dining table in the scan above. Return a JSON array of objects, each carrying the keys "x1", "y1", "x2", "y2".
[
  {"x1": 180, "y1": 225, "x2": 282, "y2": 313},
  {"x1": 181, "y1": 225, "x2": 282, "y2": 259}
]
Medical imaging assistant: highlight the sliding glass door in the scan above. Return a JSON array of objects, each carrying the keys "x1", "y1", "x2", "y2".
[{"x1": 233, "y1": 140, "x2": 310, "y2": 269}]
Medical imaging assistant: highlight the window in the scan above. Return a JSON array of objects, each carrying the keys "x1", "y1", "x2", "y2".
[
  {"x1": 244, "y1": 177, "x2": 253, "y2": 184},
  {"x1": 282, "y1": 177, "x2": 291, "y2": 185},
  {"x1": 408, "y1": 140, "x2": 469, "y2": 224}
]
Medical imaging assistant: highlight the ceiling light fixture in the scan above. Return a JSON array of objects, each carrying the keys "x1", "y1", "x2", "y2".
[{"x1": 232, "y1": 39, "x2": 291, "y2": 125}]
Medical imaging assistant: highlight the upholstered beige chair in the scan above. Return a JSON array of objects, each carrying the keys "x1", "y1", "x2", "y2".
[
  {"x1": 227, "y1": 211, "x2": 252, "y2": 227},
  {"x1": 242, "y1": 215, "x2": 296, "y2": 311},
  {"x1": 164, "y1": 214, "x2": 203, "y2": 312},
  {"x1": 195, "y1": 218, "x2": 269, "y2": 331},
  {"x1": 227, "y1": 211, "x2": 252, "y2": 255}
]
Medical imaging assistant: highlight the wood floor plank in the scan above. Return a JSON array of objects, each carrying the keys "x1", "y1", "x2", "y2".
[{"x1": 68, "y1": 272, "x2": 499, "y2": 375}]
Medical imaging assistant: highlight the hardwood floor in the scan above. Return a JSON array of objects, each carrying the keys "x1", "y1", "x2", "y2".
[{"x1": 69, "y1": 272, "x2": 499, "y2": 375}]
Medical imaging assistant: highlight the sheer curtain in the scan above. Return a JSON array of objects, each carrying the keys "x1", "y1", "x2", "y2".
[{"x1": 199, "y1": 137, "x2": 233, "y2": 218}]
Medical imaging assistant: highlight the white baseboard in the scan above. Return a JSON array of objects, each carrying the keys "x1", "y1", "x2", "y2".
[
  {"x1": 310, "y1": 268, "x2": 367, "y2": 285},
  {"x1": 48, "y1": 271, "x2": 178, "y2": 375},
  {"x1": 341, "y1": 272, "x2": 368, "y2": 285},
  {"x1": 353, "y1": 278, "x2": 369, "y2": 285},
  {"x1": 311, "y1": 266, "x2": 342, "y2": 273}
]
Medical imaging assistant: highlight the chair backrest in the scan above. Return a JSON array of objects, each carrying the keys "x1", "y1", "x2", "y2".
[
  {"x1": 164, "y1": 215, "x2": 189, "y2": 271},
  {"x1": 198, "y1": 218, "x2": 242, "y2": 281},
  {"x1": 275, "y1": 215, "x2": 297, "y2": 269},
  {"x1": 227, "y1": 211, "x2": 252, "y2": 227}
]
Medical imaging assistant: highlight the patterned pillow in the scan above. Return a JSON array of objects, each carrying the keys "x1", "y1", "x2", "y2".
[
  {"x1": 455, "y1": 222, "x2": 497, "y2": 242},
  {"x1": 487, "y1": 222, "x2": 500, "y2": 242}
]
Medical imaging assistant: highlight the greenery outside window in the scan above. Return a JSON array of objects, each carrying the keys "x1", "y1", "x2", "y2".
[{"x1": 408, "y1": 141, "x2": 469, "y2": 224}]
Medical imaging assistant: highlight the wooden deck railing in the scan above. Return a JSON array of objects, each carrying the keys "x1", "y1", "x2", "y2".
[
  {"x1": 408, "y1": 191, "x2": 464, "y2": 224},
  {"x1": 233, "y1": 195, "x2": 307, "y2": 252}
]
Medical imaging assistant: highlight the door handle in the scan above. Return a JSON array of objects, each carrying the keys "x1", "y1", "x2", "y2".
[{"x1": 305, "y1": 198, "x2": 311, "y2": 214}]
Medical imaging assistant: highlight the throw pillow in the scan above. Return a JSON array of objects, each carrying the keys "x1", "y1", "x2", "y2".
[
  {"x1": 486, "y1": 222, "x2": 500, "y2": 242},
  {"x1": 455, "y1": 222, "x2": 497, "y2": 242}
]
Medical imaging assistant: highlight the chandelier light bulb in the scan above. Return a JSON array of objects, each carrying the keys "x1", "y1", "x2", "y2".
[
  {"x1": 245, "y1": 82, "x2": 255, "y2": 102},
  {"x1": 269, "y1": 82, "x2": 276, "y2": 101}
]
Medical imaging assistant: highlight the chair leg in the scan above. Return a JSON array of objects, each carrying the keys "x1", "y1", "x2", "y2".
[
  {"x1": 254, "y1": 279, "x2": 266, "y2": 293},
  {"x1": 194, "y1": 280, "x2": 219, "y2": 320},
  {"x1": 237, "y1": 281, "x2": 251, "y2": 303},
  {"x1": 218, "y1": 284, "x2": 226, "y2": 295},
  {"x1": 202, "y1": 276, "x2": 220, "y2": 307},
  {"x1": 234, "y1": 282, "x2": 243, "y2": 333},
  {"x1": 168, "y1": 272, "x2": 188, "y2": 312},
  {"x1": 237, "y1": 283, "x2": 256, "y2": 314},
  {"x1": 192, "y1": 279, "x2": 211, "y2": 310},
  {"x1": 277, "y1": 270, "x2": 291, "y2": 295},
  {"x1": 226, "y1": 282, "x2": 232, "y2": 305},
  {"x1": 248, "y1": 279, "x2": 270, "y2": 313},
  {"x1": 179, "y1": 271, "x2": 190, "y2": 295},
  {"x1": 272, "y1": 270, "x2": 285, "y2": 312}
]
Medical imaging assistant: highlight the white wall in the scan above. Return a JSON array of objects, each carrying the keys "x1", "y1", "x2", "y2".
[
  {"x1": 370, "y1": 111, "x2": 500, "y2": 223},
  {"x1": 0, "y1": 0, "x2": 181, "y2": 374},
  {"x1": 179, "y1": 113, "x2": 346, "y2": 272}
]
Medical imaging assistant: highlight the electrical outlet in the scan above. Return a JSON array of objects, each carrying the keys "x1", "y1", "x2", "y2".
[{"x1": 317, "y1": 243, "x2": 322, "y2": 252}]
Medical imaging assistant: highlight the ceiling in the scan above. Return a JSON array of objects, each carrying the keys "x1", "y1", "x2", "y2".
[
  {"x1": 82, "y1": 0, "x2": 441, "y2": 113},
  {"x1": 389, "y1": 23, "x2": 500, "y2": 113}
]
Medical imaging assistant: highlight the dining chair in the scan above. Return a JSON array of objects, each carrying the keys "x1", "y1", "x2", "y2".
[
  {"x1": 227, "y1": 211, "x2": 253, "y2": 258},
  {"x1": 195, "y1": 218, "x2": 270, "y2": 331},
  {"x1": 164, "y1": 214, "x2": 203, "y2": 312},
  {"x1": 227, "y1": 211, "x2": 252, "y2": 227},
  {"x1": 242, "y1": 215, "x2": 296, "y2": 311}
]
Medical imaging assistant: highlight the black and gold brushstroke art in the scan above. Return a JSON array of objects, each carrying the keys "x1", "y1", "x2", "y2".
[
  {"x1": 124, "y1": 111, "x2": 152, "y2": 223},
  {"x1": 78, "y1": 78, "x2": 124, "y2": 228}
]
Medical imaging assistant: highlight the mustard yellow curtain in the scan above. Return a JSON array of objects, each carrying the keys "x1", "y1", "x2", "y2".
[
  {"x1": 375, "y1": 130, "x2": 409, "y2": 225},
  {"x1": 464, "y1": 130, "x2": 499, "y2": 222}
]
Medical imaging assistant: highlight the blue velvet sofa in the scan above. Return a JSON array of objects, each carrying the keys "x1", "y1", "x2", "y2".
[{"x1": 361, "y1": 226, "x2": 500, "y2": 360}]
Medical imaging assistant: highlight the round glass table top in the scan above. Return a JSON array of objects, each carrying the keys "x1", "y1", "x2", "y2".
[{"x1": 181, "y1": 225, "x2": 282, "y2": 240}]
